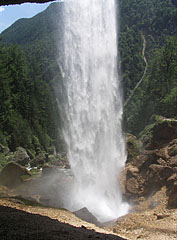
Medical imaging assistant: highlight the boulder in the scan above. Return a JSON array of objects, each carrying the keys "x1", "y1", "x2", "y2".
[
  {"x1": 158, "y1": 166, "x2": 174, "y2": 180},
  {"x1": 138, "y1": 153, "x2": 159, "y2": 174},
  {"x1": 126, "y1": 177, "x2": 140, "y2": 195},
  {"x1": 13, "y1": 147, "x2": 30, "y2": 166},
  {"x1": 0, "y1": 162, "x2": 31, "y2": 188},
  {"x1": 126, "y1": 165, "x2": 139, "y2": 178},
  {"x1": 146, "y1": 164, "x2": 173, "y2": 184},
  {"x1": 122, "y1": 163, "x2": 144, "y2": 197},
  {"x1": 73, "y1": 207, "x2": 100, "y2": 226},
  {"x1": 133, "y1": 149, "x2": 166, "y2": 173},
  {"x1": 148, "y1": 116, "x2": 177, "y2": 149}
]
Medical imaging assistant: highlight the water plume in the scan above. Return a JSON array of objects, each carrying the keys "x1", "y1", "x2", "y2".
[{"x1": 58, "y1": 0, "x2": 129, "y2": 222}]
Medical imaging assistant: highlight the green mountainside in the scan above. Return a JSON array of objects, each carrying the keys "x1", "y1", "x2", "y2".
[
  {"x1": 119, "y1": 0, "x2": 177, "y2": 134},
  {"x1": 0, "y1": 3, "x2": 64, "y2": 157},
  {"x1": 0, "y1": 1, "x2": 177, "y2": 161}
]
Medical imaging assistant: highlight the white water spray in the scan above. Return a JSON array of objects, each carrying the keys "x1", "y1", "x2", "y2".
[{"x1": 58, "y1": 0, "x2": 128, "y2": 222}]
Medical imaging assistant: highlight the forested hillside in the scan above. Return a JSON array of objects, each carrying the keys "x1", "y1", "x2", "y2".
[
  {"x1": 0, "y1": 3, "x2": 64, "y2": 156},
  {"x1": 0, "y1": 0, "x2": 177, "y2": 156},
  {"x1": 119, "y1": 0, "x2": 177, "y2": 134}
]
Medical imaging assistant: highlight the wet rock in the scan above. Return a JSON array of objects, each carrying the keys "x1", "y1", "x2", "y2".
[{"x1": 0, "y1": 162, "x2": 31, "y2": 188}]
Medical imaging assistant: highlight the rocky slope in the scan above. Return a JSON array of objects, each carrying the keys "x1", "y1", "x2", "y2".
[
  {"x1": 123, "y1": 117, "x2": 177, "y2": 207},
  {"x1": 0, "y1": 191, "x2": 126, "y2": 240},
  {"x1": 114, "y1": 116, "x2": 177, "y2": 239}
]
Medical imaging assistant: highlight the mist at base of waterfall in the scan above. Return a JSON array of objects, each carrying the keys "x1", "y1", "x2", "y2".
[
  {"x1": 66, "y1": 182, "x2": 129, "y2": 222},
  {"x1": 57, "y1": 0, "x2": 129, "y2": 222}
]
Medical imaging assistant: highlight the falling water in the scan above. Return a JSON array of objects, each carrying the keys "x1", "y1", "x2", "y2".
[{"x1": 58, "y1": 0, "x2": 129, "y2": 222}]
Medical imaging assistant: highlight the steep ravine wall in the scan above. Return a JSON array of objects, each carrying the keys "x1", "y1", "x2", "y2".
[{"x1": 0, "y1": 0, "x2": 55, "y2": 6}]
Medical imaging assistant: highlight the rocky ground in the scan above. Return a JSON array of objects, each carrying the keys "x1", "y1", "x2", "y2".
[
  {"x1": 114, "y1": 117, "x2": 177, "y2": 240},
  {"x1": 0, "y1": 183, "x2": 177, "y2": 240},
  {"x1": 110, "y1": 187, "x2": 177, "y2": 240},
  {"x1": 0, "y1": 188, "x2": 126, "y2": 240}
]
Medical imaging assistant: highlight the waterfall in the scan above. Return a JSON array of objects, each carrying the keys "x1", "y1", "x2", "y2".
[{"x1": 58, "y1": 0, "x2": 129, "y2": 222}]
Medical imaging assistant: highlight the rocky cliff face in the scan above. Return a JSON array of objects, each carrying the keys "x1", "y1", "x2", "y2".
[
  {"x1": 0, "y1": 0, "x2": 54, "y2": 6},
  {"x1": 122, "y1": 116, "x2": 177, "y2": 209}
]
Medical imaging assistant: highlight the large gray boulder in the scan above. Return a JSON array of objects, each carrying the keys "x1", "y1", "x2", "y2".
[{"x1": 0, "y1": 162, "x2": 31, "y2": 188}]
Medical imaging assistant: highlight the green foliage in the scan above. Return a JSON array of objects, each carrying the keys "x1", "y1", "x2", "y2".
[
  {"x1": 120, "y1": 0, "x2": 177, "y2": 135},
  {"x1": 0, "y1": 3, "x2": 64, "y2": 153},
  {"x1": 126, "y1": 134, "x2": 142, "y2": 162},
  {"x1": 0, "y1": 42, "x2": 62, "y2": 153},
  {"x1": 0, "y1": 153, "x2": 7, "y2": 171}
]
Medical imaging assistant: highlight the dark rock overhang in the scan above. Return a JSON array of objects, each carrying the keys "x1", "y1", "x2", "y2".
[{"x1": 0, "y1": 0, "x2": 55, "y2": 6}]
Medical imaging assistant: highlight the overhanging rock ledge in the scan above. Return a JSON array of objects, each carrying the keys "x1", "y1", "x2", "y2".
[{"x1": 0, "y1": 0, "x2": 55, "y2": 6}]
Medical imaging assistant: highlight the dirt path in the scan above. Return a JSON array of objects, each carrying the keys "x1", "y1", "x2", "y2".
[{"x1": 124, "y1": 32, "x2": 148, "y2": 107}]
